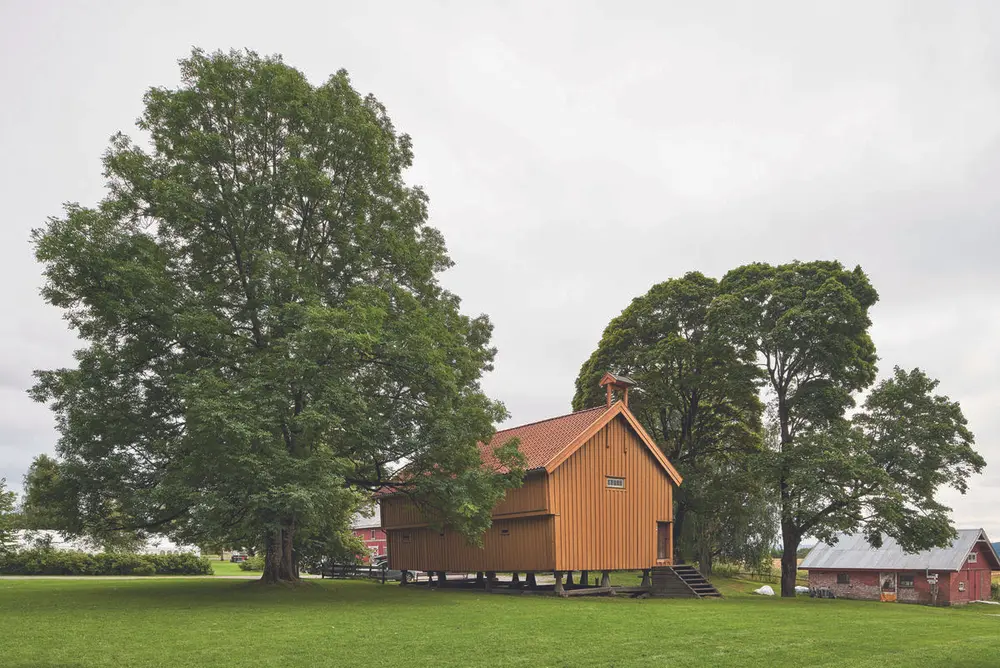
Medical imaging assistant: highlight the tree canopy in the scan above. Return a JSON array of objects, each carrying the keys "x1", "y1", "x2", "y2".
[
  {"x1": 30, "y1": 49, "x2": 521, "y2": 583},
  {"x1": 717, "y1": 260, "x2": 983, "y2": 596},
  {"x1": 577, "y1": 261, "x2": 984, "y2": 593}
]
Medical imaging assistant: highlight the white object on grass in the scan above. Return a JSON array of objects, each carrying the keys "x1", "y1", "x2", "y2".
[{"x1": 754, "y1": 585, "x2": 775, "y2": 596}]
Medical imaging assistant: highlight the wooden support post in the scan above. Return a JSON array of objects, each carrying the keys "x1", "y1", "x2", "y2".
[
  {"x1": 485, "y1": 571, "x2": 496, "y2": 592},
  {"x1": 400, "y1": 570, "x2": 409, "y2": 586},
  {"x1": 475, "y1": 571, "x2": 484, "y2": 585},
  {"x1": 581, "y1": 570, "x2": 589, "y2": 587},
  {"x1": 565, "y1": 571, "x2": 574, "y2": 586},
  {"x1": 641, "y1": 569, "x2": 651, "y2": 588},
  {"x1": 511, "y1": 572, "x2": 521, "y2": 588},
  {"x1": 600, "y1": 571, "x2": 611, "y2": 588},
  {"x1": 554, "y1": 571, "x2": 566, "y2": 597},
  {"x1": 437, "y1": 571, "x2": 447, "y2": 587},
  {"x1": 526, "y1": 572, "x2": 537, "y2": 589}
]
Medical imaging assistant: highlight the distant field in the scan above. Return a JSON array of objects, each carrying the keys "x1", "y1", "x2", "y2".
[{"x1": 2, "y1": 576, "x2": 999, "y2": 667}]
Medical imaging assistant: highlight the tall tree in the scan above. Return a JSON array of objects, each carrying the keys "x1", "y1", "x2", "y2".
[
  {"x1": 572, "y1": 272, "x2": 765, "y2": 564},
  {"x1": 718, "y1": 261, "x2": 983, "y2": 596},
  {"x1": 30, "y1": 49, "x2": 521, "y2": 584}
]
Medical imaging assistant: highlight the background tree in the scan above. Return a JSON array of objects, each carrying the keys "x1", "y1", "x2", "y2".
[
  {"x1": 0, "y1": 478, "x2": 17, "y2": 554},
  {"x1": 718, "y1": 261, "x2": 983, "y2": 596},
  {"x1": 573, "y1": 272, "x2": 767, "y2": 566},
  {"x1": 30, "y1": 49, "x2": 521, "y2": 584},
  {"x1": 20, "y1": 454, "x2": 72, "y2": 531}
]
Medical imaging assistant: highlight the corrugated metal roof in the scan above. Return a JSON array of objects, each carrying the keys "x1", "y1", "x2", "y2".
[{"x1": 800, "y1": 529, "x2": 994, "y2": 572}]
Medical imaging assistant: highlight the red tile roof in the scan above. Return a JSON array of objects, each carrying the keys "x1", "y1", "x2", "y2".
[{"x1": 479, "y1": 405, "x2": 611, "y2": 472}]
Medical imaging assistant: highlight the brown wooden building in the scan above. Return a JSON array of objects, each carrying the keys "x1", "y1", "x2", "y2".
[{"x1": 381, "y1": 374, "x2": 683, "y2": 588}]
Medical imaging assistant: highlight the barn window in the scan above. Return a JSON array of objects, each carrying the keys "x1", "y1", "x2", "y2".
[
  {"x1": 836, "y1": 573, "x2": 850, "y2": 584},
  {"x1": 402, "y1": 533, "x2": 411, "y2": 543},
  {"x1": 500, "y1": 528, "x2": 510, "y2": 537},
  {"x1": 371, "y1": 529, "x2": 377, "y2": 540},
  {"x1": 968, "y1": 552, "x2": 978, "y2": 563},
  {"x1": 606, "y1": 476, "x2": 625, "y2": 489},
  {"x1": 959, "y1": 581, "x2": 966, "y2": 592},
  {"x1": 899, "y1": 574, "x2": 914, "y2": 588}
]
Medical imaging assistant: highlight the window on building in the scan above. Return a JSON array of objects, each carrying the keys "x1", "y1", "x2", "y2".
[
  {"x1": 402, "y1": 533, "x2": 411, "y2": 543},
  {"x1": 968, "y1": 552, "x2": 978, "y2": 563},
  {"x1": 371, "y1": 529, "x2": 377, "y2": 540},
  {"x1": 606, "y1": 476, "x2": 625, "y2": 489},
  {"x1": 500, "y1": 528, "x2": 510, "y2": 537},
  {"x1": 836, "y1": 573, "x2": 850, "y2": 584},
  {"x1": 958, "y1": 581, "x2": 966, "y2": 592},
  {"x1": 899, "y1": 574, "x2": 914, "y2": 588}
]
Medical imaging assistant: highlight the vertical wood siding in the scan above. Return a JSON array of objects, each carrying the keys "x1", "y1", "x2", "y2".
[
  {"x1": 380, "y1": 495, "x2": 425, "y2": 529},
  {"x1": 493, "y1": 473, "x2": 548, "y2": 516},
  {"x1": 550, "y1": 415, "x2": 673, "y2": 571},
  {"x1": 386, "y1": 517, "x2": 555, "y2": 572}
]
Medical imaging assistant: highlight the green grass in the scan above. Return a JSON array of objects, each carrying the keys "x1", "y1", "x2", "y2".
[
  {"x1": 206, "y1": 560, "x2": 253, "y2": 576},
  {"x1": 2, "y1": 577, "x2": 998, "y2": 667}
]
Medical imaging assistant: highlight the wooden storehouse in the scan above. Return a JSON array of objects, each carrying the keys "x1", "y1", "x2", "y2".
[{"x1": 380, "y1": 374, "x2": 684, "y2": 592}]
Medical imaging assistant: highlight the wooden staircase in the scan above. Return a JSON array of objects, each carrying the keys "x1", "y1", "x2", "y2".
[{"x1": 650, "y1": 565, "x2": 722, "y2": 599}]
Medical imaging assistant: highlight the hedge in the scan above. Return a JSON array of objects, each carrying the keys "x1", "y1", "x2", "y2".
[{"x1": 0, "y1": 549, "x2": 214, "y2": 576}]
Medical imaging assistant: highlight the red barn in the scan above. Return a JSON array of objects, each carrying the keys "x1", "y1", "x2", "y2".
[
  {"x1": 351, "y1": 506, "x2": 386, "y2": 563},
  {"x1": 801, "y1": 529, "x2": 999, "y2": 605}
]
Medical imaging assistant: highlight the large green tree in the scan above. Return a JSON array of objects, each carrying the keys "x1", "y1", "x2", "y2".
[
  {"x1": 718, "y1": 261, "x2": 983, "y2": 596},
  {"x1": 572, "y1": 272, "x2": 767, "y2": 567},
  {"x1": 30, "y1": 49, "x2": 521, "y2": 583}
]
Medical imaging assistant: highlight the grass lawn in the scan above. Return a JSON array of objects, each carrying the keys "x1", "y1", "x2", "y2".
[
  {"x1": 207, "y1": 560, "x2": 252, "y2": 576},
  {"x1": 2, "y1": 577, "x2": 998, "y2": 667}
]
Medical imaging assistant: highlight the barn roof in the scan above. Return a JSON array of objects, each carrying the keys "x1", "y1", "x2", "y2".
[
  {"x1": 479, "y1": 401, "x2": 683, "y2": 485},
  {"x1": 799, "y1": 529, "x2": 1000, "y2": 572}
]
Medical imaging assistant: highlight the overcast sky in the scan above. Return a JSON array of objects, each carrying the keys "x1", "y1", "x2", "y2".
[{"x1": 2, "y1": 1, "x2": 998, "y2": 540}]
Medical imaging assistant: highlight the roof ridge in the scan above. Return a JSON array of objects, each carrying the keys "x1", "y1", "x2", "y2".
[{"x1": 492, "y1": 404, "x2": 609, "y2": 436}]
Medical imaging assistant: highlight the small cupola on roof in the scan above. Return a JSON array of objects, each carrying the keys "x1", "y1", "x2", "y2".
[{"x1": 599, "y1": 372, "x2": 636, "y2": 407}]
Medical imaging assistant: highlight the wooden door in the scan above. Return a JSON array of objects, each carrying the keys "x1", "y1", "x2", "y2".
[{"x1": 656, "y1": 522, "x2": 670, "y2": 561}]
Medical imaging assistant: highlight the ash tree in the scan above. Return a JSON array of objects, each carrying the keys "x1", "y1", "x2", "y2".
[
  {"x1": 572, "y1": 272, "x2": 769, "y2": 570},
  {"x1": 717, "y1": 261, "x2": 984, "y2": 596},
  {"x1": 30, "y1": 49, "x2": 521, "y2": 584}
]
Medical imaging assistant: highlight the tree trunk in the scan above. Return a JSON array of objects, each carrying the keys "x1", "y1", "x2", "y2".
[
  {"x1": 698, "y1": 545, "x2": 713, "y2": 578},
  {"x1": 779, "y1": 522, "x2": 800, "y2": 598},
  {"x1": 262, "y1": 522, "x2": 298, "y2": 584},
  {"x1": 777, "y1": 390, "x2": 798, "y2": 598}
]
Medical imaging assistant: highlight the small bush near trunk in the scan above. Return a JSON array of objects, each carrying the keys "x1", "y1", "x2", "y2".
[{"x1": 238, "y1": 555, "x2": 264, "y2": 572}]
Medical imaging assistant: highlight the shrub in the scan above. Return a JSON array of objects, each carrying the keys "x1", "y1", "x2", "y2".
[
  {"x1": 991, "y1": 582, "x2": 999, "y2": 602},
  {"x1": 239, "y1": 555, "x2": 264, "y2": 572},
  {"x1": 0, "y1": 549, "x2": 212, "y2": 576}
]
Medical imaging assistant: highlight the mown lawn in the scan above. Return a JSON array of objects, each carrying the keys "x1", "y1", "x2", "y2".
[
  {"x1": 206, "y1": 560, "x2": 251, "y2": 576},
  {"x1": 1, "y1": 577, "x2": 998, "y2": 667}
]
